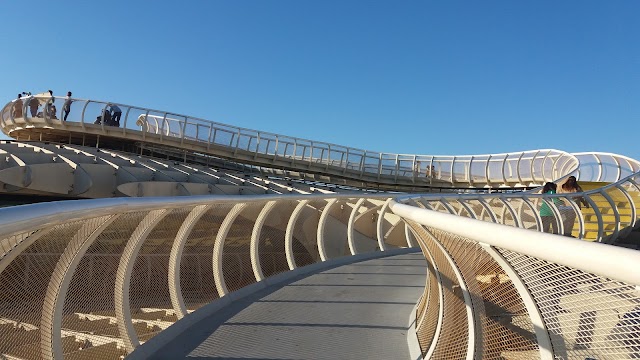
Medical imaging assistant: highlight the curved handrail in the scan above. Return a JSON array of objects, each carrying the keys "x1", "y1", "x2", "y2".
[
  {"x1": 1, "y1": 97, "x2": 580, "y2": 187},
  {"x1": 389, "y1": 200, "x2": 640, "y2": 285},
  {"x1": 0, "y1": 185, "x2": 637, "y2": 358},
  {"x1": 392, "y1": 198, "x2": 640, "y2": 359},
  {"x1": 394, "y1": 170, "x2": 640, "y2": 242}
]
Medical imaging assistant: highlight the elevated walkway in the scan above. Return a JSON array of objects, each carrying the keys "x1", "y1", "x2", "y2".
[
  {"x1": 1, "y1": 97, "x2": 578, "y2": 191},
  {"x1": 132, "y1": 251, "x2": 427, "y2": 359}
]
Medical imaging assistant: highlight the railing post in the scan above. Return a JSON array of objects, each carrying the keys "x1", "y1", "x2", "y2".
[
  {"x1": 122, "y1": 107, "x2": 131, "y2": 135},
  {"x1": 343, "y1": 148, "x2": 350, "y2": 174},
  {"x1": 206, "y1": 124, "x2": 213, "y2": 151}
]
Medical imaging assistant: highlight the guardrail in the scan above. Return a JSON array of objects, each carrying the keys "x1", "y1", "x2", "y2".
[
  {"x1": 573, "y1": 152, "x2": 640, "y2": 183},
  {"x1": 1, "y1": 97, "x2": 579, "y2": 187},
  {"x1": 2, "y1": 95, "x2": 640, "y2": 359},
  {"x1": 391, "y1": 199, "x2": 640, "y2": 359},
  {"x1": 0, "y1": 168, "x2": 638, "y2": 359},
  {"x1": 0, "y1": 193, "x2": 407, "y2": 359},
  {"x1": 396, "y1": 170, "x2": 640, "y2": 243}
]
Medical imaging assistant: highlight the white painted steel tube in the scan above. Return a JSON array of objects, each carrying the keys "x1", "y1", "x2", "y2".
[{"x1": 389, "y1": 201, "x2": 640, "y2": 286}]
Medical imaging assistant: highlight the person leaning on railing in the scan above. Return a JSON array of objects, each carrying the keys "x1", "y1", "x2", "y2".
[
  {"x1": 540, "y1": 182, "x2": 562, "y2": 234},
  {"x1": 12, "y1": 94, "x2": 23, "y2": 118},
  {"x1": 557, "y1": 175, "x2": 589, "y2": 236}
]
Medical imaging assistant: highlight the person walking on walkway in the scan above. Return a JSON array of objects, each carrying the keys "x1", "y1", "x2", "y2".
[{"x1": 62, "y1": 91, "x2": 73, "y2": 121}]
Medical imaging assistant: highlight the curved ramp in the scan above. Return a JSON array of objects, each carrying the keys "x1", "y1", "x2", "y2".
[{"x1": 133, "y1": 251, "x2": 426, "y2": 359}]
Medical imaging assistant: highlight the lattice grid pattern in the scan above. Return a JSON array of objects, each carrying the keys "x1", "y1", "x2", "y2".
[{"x1": 501, "y1": 250, "x2": 640, "y2": 359}]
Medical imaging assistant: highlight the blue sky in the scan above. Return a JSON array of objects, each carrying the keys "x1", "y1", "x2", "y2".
[{"x1": 1, "y1": 1, "x2": 638, "y2": 160}]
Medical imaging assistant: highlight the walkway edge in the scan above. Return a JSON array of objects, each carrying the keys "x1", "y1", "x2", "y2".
[
  {"x1": 128, "y1": 247, "x2": 421, "y2": 360},
  {"x1": 407, "y1": 303, "x2": 422, "y2": 360}
]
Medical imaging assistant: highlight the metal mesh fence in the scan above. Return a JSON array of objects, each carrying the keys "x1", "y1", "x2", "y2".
[
  {"x1": 220, "y1": 202, "x2": 264, "y2": 293},
  {"x1": 179, "y1": 205, "x2": 228, "y2": 311},
  {"x1": 62, "y1": 213, "x2": 146, "y2": 357},
  {"x1": 0, "y1": 221, "x2": 85, "y2": 359},
  {"x1": 258, "y1": 200, "x2": 296, "y2": 278},
  {"x1": 501, "y1": 250, "x2": 640, "y2": 359},
  {"x1": 129, "y1": 207, "x2": 191, "y2": 345},
  {"x1": 321, "y1": 199, "x2": 351, "y2": 260},
  {"x1": 407, "y1": 221, "x2": 441, "y2": 357},
  {"x1": 291, "y1": 200, "x2": 325, "y2": 267}
]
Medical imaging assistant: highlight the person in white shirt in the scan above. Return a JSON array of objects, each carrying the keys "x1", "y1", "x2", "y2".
[{"x1": 62, "y1": 91, "x2": 73, "y2": 121}]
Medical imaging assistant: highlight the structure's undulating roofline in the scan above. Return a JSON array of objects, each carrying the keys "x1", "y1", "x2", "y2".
[{"x1": 1, "y1": 95, "x2": 639, "y2": 359}]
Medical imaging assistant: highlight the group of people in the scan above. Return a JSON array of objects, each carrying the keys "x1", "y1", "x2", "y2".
[
  {"x1": 12, "y1": 90, "x2": 73, "y2": 121},
  {"x1": 540, "y1": 176, "x2": 589, "y2": 236},
  {"x1": 94, "y1": 104, "x2": 122, "y2": 127},
  {"x1": 12, "y1": 90, "x2": 123, "y2": 127}
]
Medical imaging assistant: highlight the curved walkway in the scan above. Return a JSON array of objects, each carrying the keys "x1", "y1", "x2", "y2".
[{"x1": 140, "y1": 251, "x2": 426, "y2": 359}]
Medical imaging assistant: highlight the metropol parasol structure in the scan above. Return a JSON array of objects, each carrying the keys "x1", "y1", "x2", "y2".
[{"x1": 0, "y1": 95, "x2": 639, "y2": 359}]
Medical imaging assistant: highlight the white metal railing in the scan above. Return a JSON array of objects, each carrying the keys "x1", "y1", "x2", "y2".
[
  {"x1": 0, "y1": 186, "x2": 638, "y2": 359},
  {"x1": 392, "y1": 170, "x2": 640, "y2": 243},
  {"x1": 1, "y1": 97, "x2": 580, "y2": 187},
  {"x1": 573, "y1": 152, "x2": 640, "y2": 183},
  {"x1": 391, "y1": 199, "x2": 640, "y2": 359},
  {"x1": 0, "y1": 193, "x2": 407, "y2": 359},
  {"x1": 2, "y1": 95, "x2": 640, "y2": 359}
]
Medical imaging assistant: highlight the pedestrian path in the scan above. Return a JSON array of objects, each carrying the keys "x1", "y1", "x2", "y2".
[{"x1": 152, "y1": 252, "x2": 427, "y2": 359}]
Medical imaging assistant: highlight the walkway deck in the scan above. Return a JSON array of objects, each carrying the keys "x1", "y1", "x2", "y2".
[{"x1": 150, "y1": 252, "x2": 426, "y2": 359}]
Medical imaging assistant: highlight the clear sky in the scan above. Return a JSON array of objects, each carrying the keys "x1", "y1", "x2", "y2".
[{"x1": 1, "y1": 1, "x2": 638, "y2": 160}]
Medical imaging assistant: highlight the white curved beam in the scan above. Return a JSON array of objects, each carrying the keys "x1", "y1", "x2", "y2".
[
  {"x1": 376, "y1": 198, "x2": 392, "y2": 251},
  {"x1": 213, "y1": 203, "x2": 247, "y2": 297},
  {"x1": 41, "y1": 214, "x2": 118, "y2": 360},
  {"x1": 169, "y1": 204, "x2": 211, "y2": 319},
  {"x1": 347, "y1": 198, "x2": 367, "y2": 255},
  {"x1": 500, "y1": 196, "x2": 521, "y2": 228},
  {"x1": 476, "y1": 197, "x2": 498, "y2": 223},
  {"x1": 251, "y1": 201, "x2": 277, "y2": 281},
  {"x1": 482, "y1": 245, "x2": 553, "y2": 360},
  {"x1": 317, "y1": 198, "x2": 338, "y2": 261},
  {"x1": 285, "y1": 200, "x2": 308, "y2": 270},
  {"x1": 115, "y1": 209, "x2": 168, "y2": 353},
  {"x1": 404, "y1": 223, "x2": 417, "y2": 248}
]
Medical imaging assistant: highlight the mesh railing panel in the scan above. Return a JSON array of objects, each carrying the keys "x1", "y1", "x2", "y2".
[
  {"x1": 406, "y1": 221, "x2": 441, "y2": 357},
  {"x1": 62, "y1": 212, "x2": 146, "y2": 358},
  {"x1": 129, "y1": 207, "x2": 191, "y2": 343},
  {"x1": 220, "y1": 202, "x2": 264, "y2": 292},
  {"x1": 258, "y1": 201, "x2": 296, "y2": 278},
  {"x1": 500, "y1": 250, "x2": 640, "y2": 359},
  {"x1": 0, "y1": 221, "x2": 85, "y2": 359},
  {"x1": 404, "y1": 221, "x2": 551, "y2": 359},
  {"x1": 417, "y1": 227, "x2": 470, "y2": 359},
  {"x1": 291, "y1": 200, "x2": 325, "y2": 267},
  {"x1": 322, "y1": 199, "x2": 351, "y2": 260},
  {"x1": 180, "y1": 204, "x2": 231, "y2": 310},
  {"x1": 432, "y1": 228, "x2": 540, "y2": 359},
  {"x1": 0, "y1": 230, "x2": 38, "y2": 261}
]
